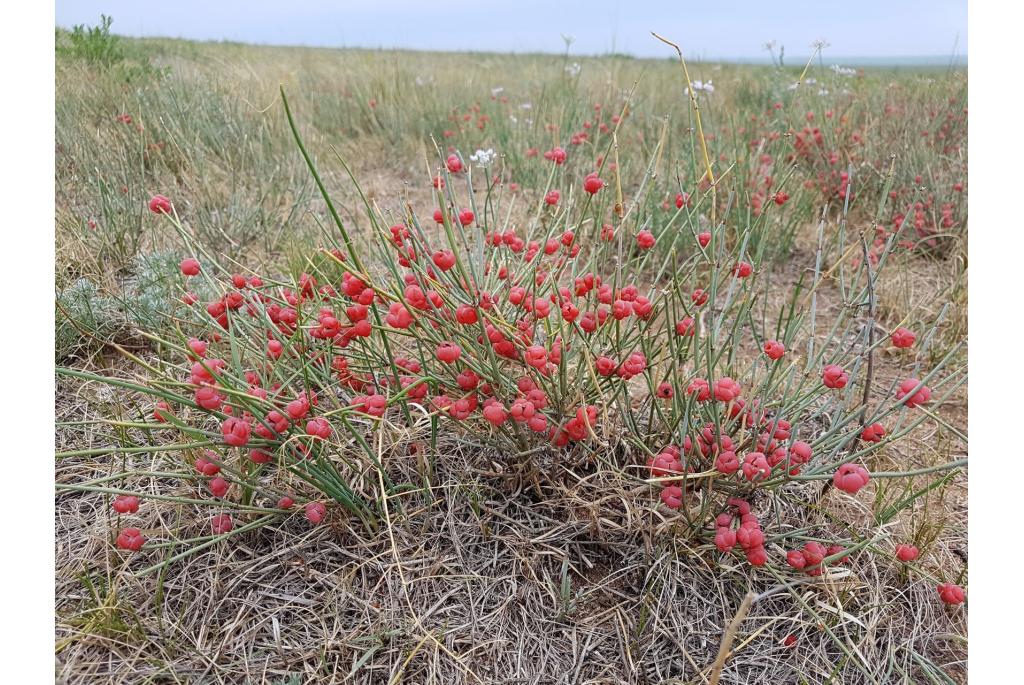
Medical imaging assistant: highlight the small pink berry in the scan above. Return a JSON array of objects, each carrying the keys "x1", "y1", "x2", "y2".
[
  {"x1": 895, "y1": 544, "x2": 919, "y2": 562},
  {"x1": 832, "y1": 463, "x2": 870, "y2": 494},
  {"x1": 149, "y1": 194, "x2": 172, "y2": 214},
  {"x1": 112, "y1": 495, "x2": 140, "y2": 514},
  {"x1": 208, "y1": 477, "x2": 229, "y2": 498},
  {"x1": 822, "y1": 364, "x2": 849, "y2": 389},
  {"x1": 891, "y1": 327, "x2": 916, "y2": 349},
  {"x1": 179, "y1": 258, "x2": 201, "y2": 276},
  {"x1": 763, "y1": 340, "x2": 785, "y2": 360},
  {"x1": 937, "y1": 582, "x2": 965, "y2": 605},
  {"x1": 211, "y1": 513, "x2": 234, "y2": 534},
  {"x1": 116, "y1": 527, "x2": 146, "y2": 551},
  {"x1": 305, "y1": 501, "x2": 327, "y2": 524}
]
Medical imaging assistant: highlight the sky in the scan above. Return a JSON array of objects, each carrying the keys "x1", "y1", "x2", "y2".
[{"x1": 55, "y1": 0, "x2": 967, "y2": 61}]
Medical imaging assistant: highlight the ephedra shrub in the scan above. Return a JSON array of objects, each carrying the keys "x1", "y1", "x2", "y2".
[{"x1": 58, "y1": 88, "x2": 966, "y2": 604}]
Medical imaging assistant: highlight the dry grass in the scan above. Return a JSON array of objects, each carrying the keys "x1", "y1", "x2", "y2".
[{"x1": 56, "y1": 446, "x2": 967, "y2": 683}]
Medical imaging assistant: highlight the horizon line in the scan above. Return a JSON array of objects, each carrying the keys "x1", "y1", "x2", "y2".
[{"x1": 55, "y1": 25, "x2": 968, "y2": 67}]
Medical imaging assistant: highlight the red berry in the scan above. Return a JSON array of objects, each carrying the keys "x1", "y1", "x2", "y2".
[
  {"x1": 741, "y1": 452, "x2": 771, "y2": 482},
  {"x1": 583, "y1": 173, "x2": 604, "y2": 194},
  {"x1": 208, "y1": 477, "x2": 229, "y2": 498},
  {"x1": 455, "y1": 304, "x2": 478, "y2": 325},
  {"x1": 286, "y1": 397, "x2": 310, "y2": 420},
  {"x1": 432, "y1": 250, "x2": 456, "y2": 271},
  {"x1": 195, "y1": 452, "x2": 221, "y2": 476},
  {"x1": 937, "y1": 583, "x2": 965, "y2": 605},
  {"x1": 714, "y1": 450, "x2": 740, "y2": 474},
  {"x1": 860, "y1": 422, "x2": 886, "y2": 442},
  {"x1": 675, "y1": 317, "x2": 696, "y2": 337},
  {"x1": 746, "y1": 546, "x2": 768, "y2": 566},
  {"x1": 822, "y1": 364, "x2": 849, "y2": 389},
  {"x1": 714, "y1": 527, "x2": 737, "y2": 552},
  {"x1": 763, "y1": 340, "x2": 785, "y2": 360},
  {"x1": 116, "y1": 527, "x2": 146, "y2": 551},
  {"x1": 660, "y1": 485, "x2": 683, "y2": 509},
  {"x1": 179, "y1": 258, "x2": 201, "y2": 276},
  {"x1": 267, "y1": 339, "x2": 284, "y2": 359},
  {"x1": 482, "y1": 403, "x2": 507, "y2": 426},
  {"x1": 211, "y1": 513, "x2": 234, "y2": 534},
  {"x1": 436, "y1": 341, "x2": 462, "y2": 364},
  {"x1": 187, "y1": 338, "x2": 208, "y2": 358},
  {"x1": 649, "y1": 452, "x2": 683, "y2": 479},
  {"x1": 306, "y1": 417, "x2": 332, "y2": 439},
  {"x1": 736, "y1": 525, "x2": 764, "y2": 549},
  {"x1": 891, "y1": 327, "x2": 916, "y2": 348},
  {"x1": 789, "y1": 441, "x2": 812, "y2": 465},
  {"x1": 112, "y1": 495, "x2": 140, "y2": 514},
  {"x1": 895, "y1": 544, "x2": 919, "y2": 562},
  {"x1": 713, "y1": 377, "x2": 741, "y2": 402},
  {"x1": 222, "y1": 417, "x2": 251, "y2": 447},
  {"x1": 305, "y1": 501, "x2": 327, "y2": 524},
  {"x1": 249, "y1": 449, "x2": 273, "y2": 464},
  {"x1": 833, "y1": 463, "x2": 870, "y2": 494},
  {"x1": 896, "y1": 378, "x2": 931, "y2": 408},
  {"x1": 149, "y1": 194, "x2": 172, "y2": 214}
]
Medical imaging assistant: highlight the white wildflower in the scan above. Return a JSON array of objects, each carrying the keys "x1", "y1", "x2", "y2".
[
  {"x1": 685, "y1": 79, "x2": 714, "y2": 96},
  {"x1": 830, "y1": 64, "x2": 857, "y2": 77},
  {"x1": 469, "y1": 148, "x2": 496, "y2": 167},
  {"x1": 491, "y1": 86, "x2": 504, "y2": 97},
  {"x1": 565, "y1": 62, "x2": 581, "y2": 77}
]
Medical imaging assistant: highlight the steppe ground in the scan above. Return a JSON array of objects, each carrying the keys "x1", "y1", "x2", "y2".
[{"x1": 56, "y1": 31, "x2": 967, "y2": 684}]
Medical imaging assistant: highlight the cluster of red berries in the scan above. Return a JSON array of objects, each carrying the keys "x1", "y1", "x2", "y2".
[
  {"x1": 141, "y1": 150, "x2": 949, "y2": 590},
  {"x1": 113, "y1": 494, "x2": 145, "y2": 551},
  {"x1": 712, "y1": 499, "x2": 769, "y2": 567},
  {"x1": 785, "y1": 541, "x2": 849, "y2": 576}
]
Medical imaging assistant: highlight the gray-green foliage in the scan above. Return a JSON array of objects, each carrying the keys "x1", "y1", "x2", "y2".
[
  {"x1": 56, "y1": 249, "x2": 211, "y2": 361},
  {"x1": 56, "y1": 279, "x2": 124, "y2": 362}
]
